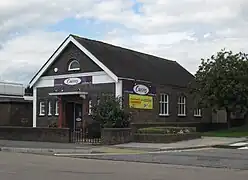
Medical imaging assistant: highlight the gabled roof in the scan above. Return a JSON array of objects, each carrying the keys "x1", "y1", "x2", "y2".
[
  {"x1": 29, "y1": 34, "x2": 194, "y2": 87},
  {"x1": 72, "y1": 35, "x2": 194, "y2": 87}
]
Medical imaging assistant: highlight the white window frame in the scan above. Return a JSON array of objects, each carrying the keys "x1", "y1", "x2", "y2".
[
  {"x1": 178, "y1": 96, "x2": 186, "y2": 116},
  {"x1": 68, "y1": 59, "x2": 80, "y2": 71},
  {"x1": 88, "y1": 100, "x2": 92, "y2": 115},
  {"x1": 194, "y1": 108, "x2": 202, "y2": 117},
  {"x1": 39, "y1": 101, "x2": 45, "y2": 116},
  {"x1": 55, "y1": 100, "x2": 59, "y2": 116},
  {"x1": 48, "y1": 101, "x2": 52, "y2": 116},
  {"x1": 159, "y1": 93, "x2": 169, "y2": 116}
]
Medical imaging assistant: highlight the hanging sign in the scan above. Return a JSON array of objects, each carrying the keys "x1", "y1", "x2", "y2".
[
  {"x1": 129, "y1": 94, "x2": 153, "y2": 109},
  {"x1": 124, "y1": 80, "x2": 156, "y2": 96}
]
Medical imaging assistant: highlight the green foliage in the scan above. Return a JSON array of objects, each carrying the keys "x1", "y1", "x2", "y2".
[
  {"x1": 138, "y1": 127, "x2": 165, "y2": 134},
  {"x1": 137, "y1": 127, "x2": 195, "y2": 134},
  {"x1": 91, "y1": 95, "x2": 131, "y2": 128},
  {"x1": 191, "y1": 49, "x2": 248, "y2": 114}
]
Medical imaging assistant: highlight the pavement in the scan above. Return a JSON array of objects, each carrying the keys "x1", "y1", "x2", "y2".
[
  {"x1": 114, "y1": 137, "x2": 248, "y2": 151},
  {"x1": 1, "y1": 151, "x2": 248, "y2": 180},
  {"x1": 67, "y1": 148, "x2": 248, "y2": 170},
  {"x1": 0, "y1": 137, "x2": 247, "y2": 155},
  {"x1": 0, "y1": 140, "x2": 147, "y2": 155}
]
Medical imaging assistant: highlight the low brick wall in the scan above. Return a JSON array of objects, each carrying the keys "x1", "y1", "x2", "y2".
[
  {"x1": 134, "y1": 133, "x2": 201, "y2": 143},
  {"x1": 0, "y1": 126, "x2": 70, "y2": 143},
  {"x1": 101, "y1": 128, "x2": 133, "y2": 145}
]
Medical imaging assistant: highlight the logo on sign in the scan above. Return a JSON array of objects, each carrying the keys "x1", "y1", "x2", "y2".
[
  {"x1": 133, "y1": 84, "x2": 149, "y2": 95},
  {"x1": 64, "y1": 77, "x2": 81, "y2": 85}
]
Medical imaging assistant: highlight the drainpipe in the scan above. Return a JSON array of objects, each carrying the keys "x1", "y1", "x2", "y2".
[{"x1": 58, "y1": 96, "x2": 63, "y2": 128}]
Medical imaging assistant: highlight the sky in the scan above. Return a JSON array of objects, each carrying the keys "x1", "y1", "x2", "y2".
[{"x1": 0, "y1": 0, "x2": 248, "y2": 85}]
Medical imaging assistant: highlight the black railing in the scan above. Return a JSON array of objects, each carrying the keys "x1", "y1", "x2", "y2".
[{"x1": 70, "y1": 122, "x2": 101, "y2": 144}]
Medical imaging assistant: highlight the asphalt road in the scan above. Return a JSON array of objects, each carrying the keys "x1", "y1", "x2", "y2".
[
  {"x1": 67, "y1": 148, "x2": 248, "y2": 170},
  {"x1": 0, "y1": 151, "x2": 248, "y2": 180}
]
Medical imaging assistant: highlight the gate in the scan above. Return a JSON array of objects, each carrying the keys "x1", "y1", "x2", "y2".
[{"x1": 70, "y1": 122, "x2": 102, "y2": 144}]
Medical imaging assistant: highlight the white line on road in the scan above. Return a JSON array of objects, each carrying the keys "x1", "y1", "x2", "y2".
[
  {"x1": 149, "y1": 148, "x2": 214, "y2": 154},
  {"x1": 230, "y1": 142, "x2": 248, "y2": 147},
  {"x1": 238, "y1": 146, "x2": 248, "y2": 150},
  {"x1": 54, "y1": 153, "x2": 111, "y2": 156}
]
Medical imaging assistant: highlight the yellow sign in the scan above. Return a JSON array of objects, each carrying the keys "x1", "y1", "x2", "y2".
[{"x1": 129, "y1": 94, "x2": 153, "y2": 109}]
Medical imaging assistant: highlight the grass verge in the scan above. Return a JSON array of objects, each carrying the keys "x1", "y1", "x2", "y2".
[{"x1": 202, "y1": 125, "x2": 248, "y2": 137}]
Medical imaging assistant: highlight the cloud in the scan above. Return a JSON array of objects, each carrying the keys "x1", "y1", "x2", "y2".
[
  {"x1": 0, "y1": 31, "x2": 67, "y2": 84},
  {"x1": 0, "y1": 0, "x2": 248, "y2": 84}
]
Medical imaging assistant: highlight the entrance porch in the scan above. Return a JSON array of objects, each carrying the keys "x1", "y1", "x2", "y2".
[
  {"x1": 49, "y1": 91, "x2": 89, "y2": 129},
  {"x1": 49, "y1": 91, "x2": 101, "y2": 144}
]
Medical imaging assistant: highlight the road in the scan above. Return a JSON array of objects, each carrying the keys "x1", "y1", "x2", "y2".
[{"x1": 0, "y1": 151, "x2": 248, "y2": 180}]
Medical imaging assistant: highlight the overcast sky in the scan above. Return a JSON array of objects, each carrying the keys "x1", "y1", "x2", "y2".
[{"x1": 0, "y1": 0, "x2": 248, "y2": 85}]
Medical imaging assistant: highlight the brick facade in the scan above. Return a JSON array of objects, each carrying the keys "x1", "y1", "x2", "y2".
[{"x1": 0, "y1": 100, "x2": 32, "y2": 126}]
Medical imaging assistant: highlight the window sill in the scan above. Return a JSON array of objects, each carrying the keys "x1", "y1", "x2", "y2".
[
  {"x1": 159, "y1": 114, "x2": 170, "y2": 117},
  {"x1": 39, "y1": 114, "x2": 45, "y2": 117},
  {"x1": 178, "y1": 114, "x2": 186, "y2": 117},
  {"x1": 68, "y1": 68, "x2": 80, "y2": 71},
  {"x1": 194, "y1": 115, "x2": 202, "y2": 118}
]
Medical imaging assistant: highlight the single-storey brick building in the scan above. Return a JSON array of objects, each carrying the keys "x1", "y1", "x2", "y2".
[
  {"x1": 0, "y1": 81, "x2": 33, "y2": 126},
  {"x1": 29, "y1": 34, "x2": 211, "y2": 129}
]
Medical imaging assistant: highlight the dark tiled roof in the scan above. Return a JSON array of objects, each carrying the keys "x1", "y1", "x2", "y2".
[{"x1": 73, "y1": 35, "x2": 194, "y2": 87}]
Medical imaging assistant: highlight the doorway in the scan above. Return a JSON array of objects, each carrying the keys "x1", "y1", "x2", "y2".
[{"x1": 65, "y1": 102, "x2": 83, "y2": 129}]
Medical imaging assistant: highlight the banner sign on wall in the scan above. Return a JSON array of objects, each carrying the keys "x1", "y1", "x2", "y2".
[
  {"x1": 54, "y1": 76, "x2": 92, "y2": 86},
  {"x1": 129, "y1": 94, "x2": 153, "y2": 109},
  {"x1": 124, "y1": 80, "x2": 156, "y2": 96}
]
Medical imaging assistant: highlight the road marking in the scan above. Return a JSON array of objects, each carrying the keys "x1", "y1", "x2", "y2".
[
  {"x1": 230, "y1": 142, "x2": 248, "y2": 147},
  {"x1": 238, "y1": 146, "x2": 248, "y2": 150},
  {"x1": 149, "y1": 148, "x2": 214, "y2": 153},
  {"x1": 54, "y1": 151, "x2": 146, "y2": 156},
  {"x1": 54, "y1": 153, "x2": 109, "y2": 156}
]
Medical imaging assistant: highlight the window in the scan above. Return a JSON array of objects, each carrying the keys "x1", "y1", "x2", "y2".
[
  {"x1": 88, "y1": 100, "x2": 92, "y2": 115},
  {"x1": 68, "y1": 59, "x2": 80, "y2": 71},
  {"x1": 48, "y1": 101, "x2": 52, "y2": 116},
  {"x1": 39, "y1": 101, "x2": 45, "y2": 116},
  {"x1": 178, "y1": 96, "x2": 186, "y2": 116},
  {"x1": 194, "y1": 108, "x2": 202, "y2": 117},
  {"x1": 159, "y1": 94, "x2": 169, "y2": 116},
  {"x1": 55, "y1": 100, "x2": 59, "y2": 116}
]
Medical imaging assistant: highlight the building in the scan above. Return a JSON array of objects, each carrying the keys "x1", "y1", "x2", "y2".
[
  {"x1": 29, "y1": 34, "x2": 211, "y2": 129},
  {"x1": 0, "y1": 81, "x2": 33, "y2": 126}
]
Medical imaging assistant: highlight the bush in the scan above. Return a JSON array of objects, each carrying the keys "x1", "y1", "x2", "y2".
[
  {"x1": 137, "y1": 127, "x2": 196, "y2": 134},
  {"x1": 91, "y1": 95, "x2": 131, "y2": 128}
]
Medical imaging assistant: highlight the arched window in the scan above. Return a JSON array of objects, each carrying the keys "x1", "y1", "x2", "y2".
[{"x1": 68, "y1": 59, "x2": 80, "y2": 71}]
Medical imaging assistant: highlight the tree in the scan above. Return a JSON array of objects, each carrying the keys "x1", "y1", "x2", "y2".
[
  {"x1": 191, "y1": 49, "x2": 248, "y2": 128},
  {"x1": 91, "y1": 95, "x2": 131, "y2": 128}
]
